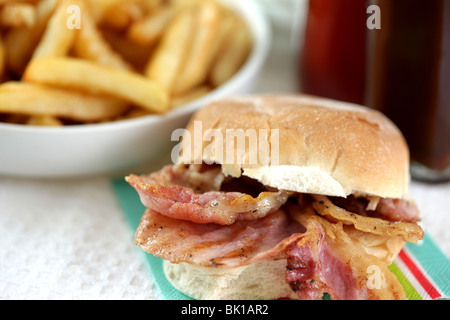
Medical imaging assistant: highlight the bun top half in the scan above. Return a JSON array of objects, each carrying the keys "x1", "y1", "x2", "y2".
[{"x1": 177, "y1": 94, "x2": 410, "y2": 199}]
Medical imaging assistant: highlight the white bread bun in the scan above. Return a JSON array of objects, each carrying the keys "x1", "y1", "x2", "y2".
[
  {"x1": 163, "y1": 259, "x2": 298, "y2": 300},
  {"x1": 177, "y1": 94, "x2": 410, "y2": 199}
]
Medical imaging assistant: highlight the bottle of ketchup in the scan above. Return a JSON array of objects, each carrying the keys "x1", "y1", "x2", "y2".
[{"x1": 300, "y1": 0, "x2": 367, "y2": 105}]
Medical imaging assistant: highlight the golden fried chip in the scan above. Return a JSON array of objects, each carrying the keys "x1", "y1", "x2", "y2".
[{"x1": 24, "y1": 57, "x2": 169, "y2": 113}]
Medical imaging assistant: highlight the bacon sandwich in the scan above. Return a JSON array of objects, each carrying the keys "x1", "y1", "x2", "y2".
[{"x1": 126, "y1": 95, "x2": 424, "y2": 300}]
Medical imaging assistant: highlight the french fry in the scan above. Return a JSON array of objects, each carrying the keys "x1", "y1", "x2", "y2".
[
  {"x1": 0, "y1": 3, "x2": 36, "y2": 28},
  {"x1": 127, "y1": 5, "x2": 175, "y2": 46},
  {"x1": 0, "y1": 0, "x2": 40, "y2": 4},
  {"x1": 127, "y1": 0, "x2": 203, "y2": 46},
  {"x1": 73, "y1": 0, "x2": 132, "y2": 70},
  {"x1": 85, "y1": 0, "x2": 123, "y2": 23},
  {"x1": 210, "y1": 17, "x2": 252, "y2": 87},
  {"x1": 0, "y1": 81, "x2": 129, "y2": 121},
  {"x1": 31, "y1": 0, "x2": 78, "y2": 60},
  {"x1": 172, "y1": 0, "x2": 222, "y2": 95},
  {"x1": 208, "y1": 8, "x2": 236, "y2": 69},
  {"x1": 0, "y1": 34, "x2": 5, "y2": 79},
  {"x1": 144, "y1": 6, "x2": 196, "y2": 93},
  {"x1": 100, "y1": 1, "x2": 143, "y2": 30},
  {"x1": 134, "y1": 0, "x2": 163, "y2": 15},
  {"x1": 4, "y1": 0, "x2": 57, "y2": 76},
  {"x1": 27, "y1": 115, "x2": 63, "y2": 126},
  {"x1": 23, "y1": 57, "x2": 169, "y2": 113}
]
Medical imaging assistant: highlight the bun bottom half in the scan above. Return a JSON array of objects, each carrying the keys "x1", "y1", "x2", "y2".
[{"x1": 163, "y1": 259, "x2": 298, "y2": 300}]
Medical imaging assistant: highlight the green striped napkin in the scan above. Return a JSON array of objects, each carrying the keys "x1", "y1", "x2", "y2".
[{"x1": 112, "y1": 178, "x2": 450, "y2": 300}]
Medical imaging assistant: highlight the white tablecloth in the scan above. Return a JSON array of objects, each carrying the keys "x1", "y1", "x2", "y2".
[{"x1": 1, "y1": 7, "x2": 449, "y2": 300}]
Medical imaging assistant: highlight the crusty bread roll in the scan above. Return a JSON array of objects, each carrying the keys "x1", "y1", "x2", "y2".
[
  {"x1": 152, "y1": 94, "x2": 416, "y2": 300},
  {"x1": 177, "y1": 94, "x2": 410, "y2": 199}
]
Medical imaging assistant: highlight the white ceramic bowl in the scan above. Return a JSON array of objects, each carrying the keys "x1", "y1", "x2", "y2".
[{"x1": 0, "y1": 0, "x2": 271, "y2": 178}]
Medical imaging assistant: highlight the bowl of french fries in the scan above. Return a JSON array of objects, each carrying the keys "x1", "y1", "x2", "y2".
[{"x1": 0, "y1": 0, "x2": 270, "y2": 177}]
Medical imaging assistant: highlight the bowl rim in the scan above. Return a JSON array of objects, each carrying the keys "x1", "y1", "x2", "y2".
[{"x1": 0, "y1": 0, "x2": 271, "y2": 135}]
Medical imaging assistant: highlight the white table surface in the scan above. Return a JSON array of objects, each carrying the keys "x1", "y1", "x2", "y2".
[{"x1": 1, "y1": 5, "x2": 449, "y2": 300}]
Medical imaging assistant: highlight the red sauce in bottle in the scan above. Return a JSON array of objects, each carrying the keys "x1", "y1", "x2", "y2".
[
  {"x1": 366, "y1": 0, "x2": 450, "y2": 182},
  {"x1": 300, "y1": 0, "x2": 367, "y2": 105}
]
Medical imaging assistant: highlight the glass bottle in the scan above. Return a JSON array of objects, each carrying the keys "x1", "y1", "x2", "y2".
[{"x1": 366, "y1": 0, "x2": 450, "y2": 182}]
